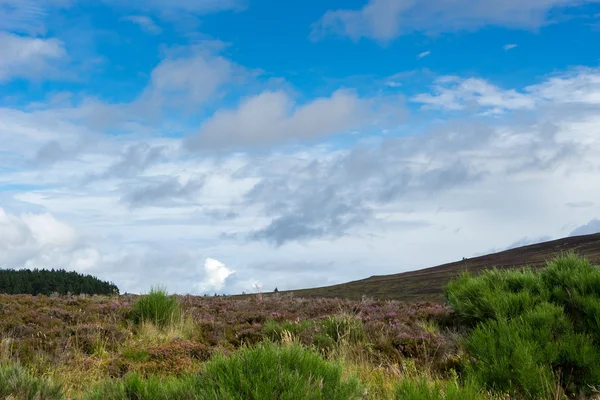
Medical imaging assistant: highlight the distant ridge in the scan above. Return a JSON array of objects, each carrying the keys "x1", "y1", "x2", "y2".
[{"x1": 270, "y1": 233, "x2": 600, "y2": 302}]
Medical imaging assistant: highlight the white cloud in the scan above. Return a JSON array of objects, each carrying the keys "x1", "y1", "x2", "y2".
[
  {"x1": 197, "y1": 258, "x2": 235, "y2": 292},
  {"x1": 144, "y1": 50, "x2": 239, "y2": 106},
  {"x1": 503, "y1": 43, "x2": 518, "y2": 51},
  {"x1": 418, "y1": 50, "x2": 431, "y2": 59},
  {"x1": 186, "y1": 89, "x2": 383, "y2": 149},
  {"x1": 0, "y1": 208, "x2": 101, "y2": 271},
  {"x1": 412, "y1": 67, "x2": 600, "y2": 113},
  {"x1": 412, "y1": 76, "x2": 536, "y2": 113},
  {"x1": 0, "y1": 32, "x2": 66, "y2": 82},
  {"x1": 0, "y1": 0, "x2": 71, "y2": 35},
  {"x1": 3, "y1": 64, "x2": 600, "y2": 295},
  {"x1": 122, "y1": 15, "x2": 162, "y2": 34},
  {"x1": 312, "y1": 0, "x2": 597, "y2": 42}
]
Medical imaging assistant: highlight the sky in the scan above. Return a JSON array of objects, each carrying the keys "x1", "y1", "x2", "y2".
[{"x1": 1, "y1": 0, "x2": 600, "y2": 295}]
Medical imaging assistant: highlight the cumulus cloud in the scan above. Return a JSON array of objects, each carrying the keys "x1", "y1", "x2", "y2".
[
  {"x1": 185, "y1": 89, "x2": 395, "y2": 150},
  {"x1": 0, "y1": 32, "x2": 67, "y2": 82},
  {"x1": 0, "y1": 208, "x2": 101, "y2": 271},
  {"x1": 3, "y1": 62, "x2": 600, "y2": 294},
  {"x1": 197, "y1": 258, "x2": 235, "y2": 292},
  {"x1": 311, "y1": 0, "x2": 596, "y2": 42}
]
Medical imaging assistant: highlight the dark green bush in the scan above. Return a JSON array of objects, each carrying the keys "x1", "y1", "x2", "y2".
[
  {"x1": 445, "y1": 253, "x2": 600, "y2": 398},
  {"x1": 131, "y1": 286, "x2": 181, "y2": 328},
  {"x1": 0, "y1": 363, "x2": 64, "y2": 400},
  {"x1": 87, "y1": 342, "x2": 365, "y2": 399}
]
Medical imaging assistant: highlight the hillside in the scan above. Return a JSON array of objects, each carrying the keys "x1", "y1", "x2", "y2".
[{"x1": 271, "y1": 233, "x2": 600, "y2": 302}]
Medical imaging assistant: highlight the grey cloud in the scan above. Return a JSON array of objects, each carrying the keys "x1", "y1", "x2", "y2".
[
  {"x1": 34, "y1": 140, "x2": 71, "y2": 165},
  {"x1": 185, "y1": 90, "x2": 404, "y2": 151},
  {"x1": 102, "y1": 143, "x2": 167, "y2": 179},
  {"x1": 566, "y1": 201, "x2": 595, "y2": 208},
  {"x1": 238, "y1": 111, "x2": 581, "y2": 246},
  {"x1": 569, "y1": 219, "x2": 600, "y2": 237},
  {"x1": 121, "y1": 176, "x2": 205, "y2": 208},
  {"x1": 312, "y1": 0, "x2": 596, "y2": 42}
]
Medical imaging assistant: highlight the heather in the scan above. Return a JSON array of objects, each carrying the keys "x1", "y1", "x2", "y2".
[{"x1": 2, "y1": 254, "x2": 600, "y2": 399}]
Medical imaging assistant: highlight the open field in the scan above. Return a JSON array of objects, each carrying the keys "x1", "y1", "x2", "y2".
[
  {"x1": 1, "y1": 293, "x2": 454, "y2": 399},
  {"x1": 3, "y1": 251, "x2": 600, "y2": 398},
  {"x1": 267, "y1": 233, "x2": 600, "y2": 302}
]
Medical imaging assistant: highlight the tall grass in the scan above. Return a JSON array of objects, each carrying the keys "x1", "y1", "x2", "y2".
[
  {"x1": 394, "y1": 375, "x2": 489, "y2": 400},
  {"x1": 87, "y1": 342, "x2": 365, "y2": 400},
  {"x1": 131, "y1": 286, "x2": 181, "y2": 328},
  {"x1": 445, "y1": 253, "x2": 600, "y2": 398},
  {"x1": 0, "y1": 363, "x2": 64, "y2": 400}
]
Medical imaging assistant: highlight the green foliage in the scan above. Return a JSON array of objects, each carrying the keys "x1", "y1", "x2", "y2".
[
  {"x1": 262, "y1": 319, "x2": 315, "y2": 341},
  {"x1": 0, "y1": 268, "x2": 119, "y2": 296},
  {"x1": 131, "y1": 286, "x2": 181, "y2": 328},
  {"x1": 321, "y1": 314, "x2": 365, "y2": 344},
  {"x1": 196, "y1": 342, "x2": 364, "y2": 399},
  {"x1": 88, "y1": 342, "x2": 365, "y2": 399},
  {"x1": 394, "y1": 375, "x2": 487, "y2": 400},
  {"x1": 446, "y1": 253, "x2": 600, "y2": 398},
  {"x1": 0, "y1": 363, "x2": 64, "y2": 400}
]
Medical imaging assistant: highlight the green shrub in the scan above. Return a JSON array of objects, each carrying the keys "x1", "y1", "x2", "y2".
[
  {"x1": 0, "y1": 363, "x2": 64, "y2": 400},
  {"x1": 262, "y1": 319, "x2": 315, "y2": 342},
  {"x1": 131, "y1": 286, "x2": 181, "y2": 328},
  {"x1": 394, "y1": 375, "x2": 487, "y2": 400},
  {"x1": 321, "y1": 314, "x2": 365, "y2": 344},
  {"x1": 88, "y1": 342, "x2": 365, "y2": 399},
  {"x1": 445, "y1": 253, "x2": 600, "y2": 398},
  {"x1": 86, "y1": 373, "x2": 193, "y2": 400}
]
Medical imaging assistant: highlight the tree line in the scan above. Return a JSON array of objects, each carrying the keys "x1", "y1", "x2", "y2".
[{"x1": 0, "y1": 268, "x2": 119, "y2": 296}]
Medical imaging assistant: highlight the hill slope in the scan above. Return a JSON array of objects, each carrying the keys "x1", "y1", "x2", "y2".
[{"x1": 274, "y1": 233, "x2": 600, "y2": 302}]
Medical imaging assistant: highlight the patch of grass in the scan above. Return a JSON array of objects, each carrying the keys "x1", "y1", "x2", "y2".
[
  {"x1": 131, "y1": 286, "x2": 181, "y2": 328},
  {"x1": 321, "y1": 314, "x2": 365, "y2": 344},
  {"x1": 0, "y1": 363, "x2": 64, "y2": 400},
  {"x1": 88, "y1": 342, "x2": 365, "y2": 400},
  {"x1": 394, "y1": 374, "x2": 490, "y2": 400}
]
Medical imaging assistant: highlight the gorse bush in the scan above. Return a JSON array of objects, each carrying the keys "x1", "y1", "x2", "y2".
[
  {"x1": 0, "y1": 363, "x2": 64, "y2": 400},
  {"x1": 132, "y1": 286, "x2": 181, "y2": 328},
  {"x1": 446, "y1": 253, "x2": 600, "y2": 398},
  {"x1": 87, "y1": 342, "x2": 365, "y2": 400}
]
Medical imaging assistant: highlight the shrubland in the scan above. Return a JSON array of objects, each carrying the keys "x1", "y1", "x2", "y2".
[{"x1": 1, "y1": 253, "x2": 600, "y2": 399}]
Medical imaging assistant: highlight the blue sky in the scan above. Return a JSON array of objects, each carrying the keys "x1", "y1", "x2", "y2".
[{"x1": 1, "y1": 0, "x2": 600, "y2": 294}]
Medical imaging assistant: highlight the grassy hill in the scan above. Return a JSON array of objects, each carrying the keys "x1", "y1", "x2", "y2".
[{"x1": 268, "y1": 233, "x2": 600, "y2": 302}]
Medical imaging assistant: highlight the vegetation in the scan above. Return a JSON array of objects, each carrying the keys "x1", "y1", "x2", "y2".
[
  {"x1": 88, "y1": 342, "x2": 364, "y2": 399},
  {"x1": 131, "y1": 286, "x2": 181, "y2": 328},
  {"x1": 3, "y1": 253, "x2": 600, "y2": 399},
  {"x1": 0, "y1": 363, "x2": 64, "y2": 400},
  {"x1": 446, "y1": 252, "x2": 600, "y2": 398},
  {"x1": 0, "y1": 268, "x2": 119, "y2": 296}
]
